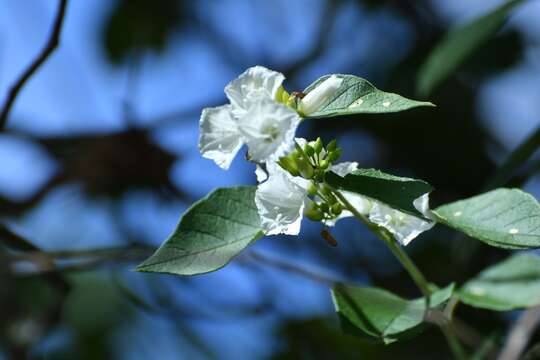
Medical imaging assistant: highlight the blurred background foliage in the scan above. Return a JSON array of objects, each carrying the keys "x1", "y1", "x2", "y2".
[{"x1": 0, "y1": 0, "x2": 540, "y2": 358}]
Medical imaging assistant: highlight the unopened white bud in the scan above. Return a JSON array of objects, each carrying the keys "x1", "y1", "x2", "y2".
[{"x1": 299, "y1": 75, "x2": 343, "y2": 116}]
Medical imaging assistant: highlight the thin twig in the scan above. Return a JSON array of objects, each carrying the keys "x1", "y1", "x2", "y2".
[
  {"x1": 498, "y1": 306, "x2": 540, "y2": 360},
  {"x1": 1, "y1": 245, "x2": 154, "y2": 275},
  {"x1": 0, "y1": 224, "x2": 40, "y2": 251},
  {"x1": 245, "y1": 250, "x2": 346, "y2": 286},
  {"x1": 0, "y1": 0, "x2": 68, "y2": 129},
  {"x1": 484, "y1": 124, "x2": 540, "y2": 191}
]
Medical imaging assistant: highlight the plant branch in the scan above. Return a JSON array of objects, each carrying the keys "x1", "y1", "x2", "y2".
[
  {"x1": 332, "y1": 189, "x2": 431, "y2": 298},
  {"x1": 484, "y1": 124, "x2": 540, "y2": 190},
  {"x1": 332, "y1": 189, "x2": 470, "y2": 359},
  {"x1": 1, "y1": 245, "x2": 154, "y2": 275},
  {"x1": 0, "y1": 0, "x2": 68, "y2": 130},
  {"x1": 0, "y1": 224, "x2": 40, "y2": 251},
  {"x1": 498, "y1": 306, "x2": 540, "y2": 360},
  {"x1": 245, "y1": 250, "x2": 348, "y2": 286}
]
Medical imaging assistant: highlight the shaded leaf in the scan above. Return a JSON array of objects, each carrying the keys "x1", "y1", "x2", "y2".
[
  {"x1": 303, "y1": 75, "x2": 434, "y2": 118},
  {"x1": 458, "y1": 254, "x2": 540, "y2": 310},
  {"x1": 433, "y1": 188, "x2": 540, "y2": 249},
  {"x1": 417, "y1": 0, "x2": 524, "y2": 96},
  {"x1": 325, "y1": 168, "x2": 433, "y2": 218},
  {"x1": 136, "y1": 186, "x2": 264, "y2": 276},
  {"x1": 331, "y1": 284, "x2": 454, "y2": 344}
]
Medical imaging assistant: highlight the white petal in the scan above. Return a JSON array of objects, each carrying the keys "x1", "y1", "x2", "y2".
[
  {"x1": 265, "y1": 161, "x2": 310, "y2": 189},
  {"x1": 255, "y1": 164, "x2": 268, "y2": 182},
  {"x1": 325, "y1": 191, "x2": 372, "y2": 226},
  {"x1": 330, "y1": 161, "x2": 358, "y2": 177},
  {"x1": 225, "y1": 66, "x2": 285, "y2": 118},
  {"x1": 368, "y1": 198, "x2": 434, "y2": 246},
  {"x1": 300, "y1": 75, "x2": 343, "y2": 116},
  {"x1": 413, "y1": 193, "x2": 433, "y2": 219},
  {"x1": 238, "y1": 99, "x2": 301, "y2": 163},
  {"x1": 255, "y1": 165, "x2": 307, "y2": 235},
  {"x1": 198, "y1": 105, "x2": 243, "y2": 170}
]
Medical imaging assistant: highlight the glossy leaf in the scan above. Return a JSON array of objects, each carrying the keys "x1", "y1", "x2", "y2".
[
  {"x1": 303, "y1": 74, "x2": 434, "y2": 118},
  {"x1": 136, "y1": 186, "x2": 263, "y2": 276},
  {"x1": 417, "y1": 0, "x2": 524, "y2": 96},
  {"x1": 434, "y1": 188, "x2": 540, "y2": 249},
  {"x1": 458, "y1": 254, "x2": 540, "y2": 311},
  {"x1": 326, "y1": 168, "x2": 433, "y2": 218},
  {"x1": 331, "y1": 284, "x2": 454, "y2": 344}
]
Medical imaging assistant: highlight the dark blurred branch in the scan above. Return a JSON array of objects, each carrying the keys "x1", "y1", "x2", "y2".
[
  {"x1": 498, "y1": 306, "x2": 540, "y2": 360},
  {"x1": 2, "y1": 245, "x2": 154, "y2": 275},
  {"x1": 245, "y1": 250, "x2": 351, "y2": 286},
  {"x1": 0, "y1": 0, "x2": 68, "y2": 130},
  {"x1": 484, "y1": 124, "x2": 540, "y2": 191},
  {"x1": 0, "y1": 224, "x2": 40, "y2": 251}
]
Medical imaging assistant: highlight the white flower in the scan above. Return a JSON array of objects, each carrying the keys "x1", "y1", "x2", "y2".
[
  {"x1": 299, "y1": 75, "x2": 343, "y2": 116},
  {"x1": 225, "y1": 65, "x2": 285, "y2": 119},
  {"x1": 198, "y1": 105, "x2": 243, "y2": 170},
  {"x1": 368, "y1": 194, "x2": 434, "y2": 246},
  {"x1": 199, "y1": 66, "x2": 300, "y2": 169},
  {"x1": 238, "y1": 99, "x2": 301, "y2": 162},
  {"x1": 330, "y1": 162, "x2": 434, "y2": 245},
  {"x1": 254, "y1": 152, "x2": 362, "y2": 236},
  {"x1": 255, "y1": 162, "x2": 310, "y2": 235},
  {"x1": 255, "y1": 155, "x2": 434, "y2": 245}
]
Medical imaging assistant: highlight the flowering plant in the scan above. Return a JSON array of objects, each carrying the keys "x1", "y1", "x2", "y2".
[{"x1": 138, "y1": 66, "x2": 540, "y2": 355}]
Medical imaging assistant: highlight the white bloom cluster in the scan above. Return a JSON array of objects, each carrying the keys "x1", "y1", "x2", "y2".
[
  {"x1": 254, "y1": 140, "x2": 434, "y2": 245},
  {"x1": 199, "y1": 66, "x2": 301, "y2": 169},
  {"x1": 199, "y1": 66, "x2": 433, "y2": 245}
]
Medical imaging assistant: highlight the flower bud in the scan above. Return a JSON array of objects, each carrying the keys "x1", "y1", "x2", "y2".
[
  {"x1": 278, "y1": 156, "x2": 299, "y2": 177},
  {"x1": 275, "y1": 86, "x2": 287, "y2": 103},
  {"x1": 331, "y1": 203, "x2": 343, "y2": 215},
  {"x1": 307, "y1": 182, "x2": 318, "y2": 196},
  {"x1": 319, "y1": 202, "x2": 329, "y2": 213},
  {"x1": 327, "y1": 148, "x2": 342, "y2": 163},
  {"x1": 314, "y1": 137, "x2": 323, "y2": 154},
  {"x1": 326, "y1": 193, "x2": 337, "y2": 205},
  {"x1": 305, "y1": 206, "x2": 324, "y2": 222},
  {"x1": 326, "y1": 139, "x2": 337, "y2": 152},
  {"x1": 297, "y1": 159, "x2": 314, "y2": 179},
  {"x1": 319, "y1": 159, "x2": 329, "y2": 170},
  {"x1": 286, "y1": 94, "x2": 299, "y2": 109},
  {"x1": 321, "y1": 184, "x2": 331, "y2": 196},
  {"x1": 304, "y1": 143, "x2": 315, "y2": 157},
  {"x1": 321, "y1": 229, "x2": 338, "y2": 247},
  {"x1": 299, "y1": 75, "x2": 343, "y2": 116}
]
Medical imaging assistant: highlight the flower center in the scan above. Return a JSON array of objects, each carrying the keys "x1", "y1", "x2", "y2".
[{"x1": 262, "y1": 124, "x2": 280, "y2": 143}]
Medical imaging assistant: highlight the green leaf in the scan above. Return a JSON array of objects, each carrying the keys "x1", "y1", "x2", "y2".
[
  {"x1": 325, "y1": 168, "x2": 433, "y2": 218},
  {"x1": 303, "y1": 74, "x2": 434, "y2": 118},
  {"x1": 433, "y1": 188, "x2": 540, "y2": 249},
  {"x1": 458, "y1": 254, "x2": 540, "y2": 311},
  {"x1": 331, "y1": 284, "x2": 454, "y2": 344},
  {"x1": 136, "y1": 186, "x2": 264, "y2": 276},
  {"x1": 417, "y1": 0, "x2": 524, "y2": 96}
]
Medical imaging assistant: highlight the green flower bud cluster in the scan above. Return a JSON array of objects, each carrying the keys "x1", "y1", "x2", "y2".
[
  {"x1": 275, "y1": 85, "x2": 303, "y2": 111},
  {"x1": 305, "y1": 182, "x2": 343, "y2": 222},
  {"x1": 275, "y1": 85, "x2": 290, "y2": 105},
  {"x1": 277, "y1": 137, "x2": 343, "y2": 181},
  {"x1": 277, "y1": 137, "x2": 345, "y2": 224}
]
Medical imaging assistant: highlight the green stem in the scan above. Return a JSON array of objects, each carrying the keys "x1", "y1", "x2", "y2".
[
  {"x1": 332, "y1": 190, "x2": 431, "y2": 298},
  {"x1": 441, "y1": 326, "x2": 468, "y2": 360},
  {"x1": 332, "y1": 189, "x2": 468, "y2": 359}
]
